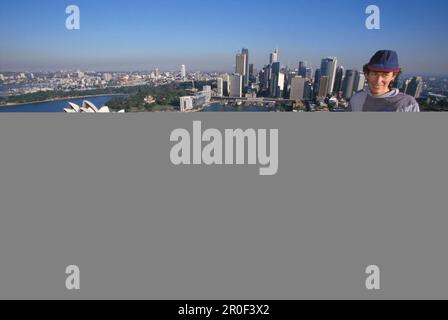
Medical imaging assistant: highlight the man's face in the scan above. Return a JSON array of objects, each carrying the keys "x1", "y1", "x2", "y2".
[{"x1": 366, "y1": 71, "x2": 397, "y2": 96}]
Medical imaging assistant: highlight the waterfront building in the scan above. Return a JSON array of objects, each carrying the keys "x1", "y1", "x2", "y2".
[
  {"x1": 217, "y1": 77, "x2": 224, "y2": 96},
  {"x1": 64, "y1": 100, "x2": 125, "y2": 113},
  {"x1": 229, "y1": 74, "x2": 243, "y2": 98},
  {"x1": 180, "y1": 96, "x2": 194, "y2": 112}
]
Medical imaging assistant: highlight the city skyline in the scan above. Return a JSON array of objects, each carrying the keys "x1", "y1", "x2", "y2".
[{"x1": 1, "y1": 0, "x2": 448, "y2": 74}]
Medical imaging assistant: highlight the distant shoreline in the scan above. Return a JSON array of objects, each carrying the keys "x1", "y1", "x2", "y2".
[{"x1": 1, "y1": 93, "x2": 126, "y2": 107}]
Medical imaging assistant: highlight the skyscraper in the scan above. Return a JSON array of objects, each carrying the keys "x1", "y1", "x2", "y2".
[
  {"x1": 261, "y1": 65, "x2": 270, "y2": 92},
  {"x1": 278, "y1": 72, "x2": 285, "y2": 98},
  {"x1": 223, "y1": 73, "x2": 230, "y2": 96},
  {"x1": 304, "y1": 80, "x2": 314, "y2": 101},
  {"x1": 290, "y1": 76, "x2": 306, "y2": 100},
  {"x1": 405, "y1": 76, "x2": 423, "y2": 98},
  {"x1": 314, "y1": 69, "x2": 321, "y2": 97},
  {"x1": 229, "y1": 74, "x2": 243, "y2": 98},
  {"x1": 235, "y1": 52, "x2": 247, "y2": 87},
  {"x1": 354, "y1": 71, "x2": 366, "y2": 92},
  {"x1": 314, "y1": 69, "x2": 321, "y2": 84},
  {"x1": 249, "y1": 63, "x2": 255, "y2": 83},
  {"x1": 333, "y1": 66, "x2": 344, "y2": 95},
  {"x1": 217, "y1": 77, "x2": 224, "y2": 97},
  {"x1": 320, "y1": 57, "x2": 338, "y2": 95},
  {"x1": 270, "y1": 62, "x2": 281, "y2": 97},
  {"x1": 318, "y1": 76, "x2": 330, "y2": 98},
  {"x1": 241, "y1": 48, "x2": 249, "y2": 88},
  {"x1": 342, "y1": 70, "x2": 356, "y2": 100},
  {"x1": 298, "y1": 61, "x2": 308, "y2": 78},
  {"x1": 305, "y1": 68, "x2": 312, "y2": 79},
  {"x1": 270, "y1": 48, "x2": 279, "y2": 64},
  {"x1": 181, "y1": 64, "x2": 186, "y2": 81}
]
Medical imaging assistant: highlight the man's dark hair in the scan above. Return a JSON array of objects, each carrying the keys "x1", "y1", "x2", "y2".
[{"x1": 363, "y1": 64, "x2": 402, "y2": 90}]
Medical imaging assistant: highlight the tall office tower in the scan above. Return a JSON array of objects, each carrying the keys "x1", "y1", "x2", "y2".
[
  {"x1": 305, "y1": 67, "x2": 312, "y2": 79},
  {"x1": 229, "y1": 74, "x2": 243, "y2": 98},
  {"x1": 262, "y1": 65, "x2": 270, "y2": 91},
  {"x1": 181, "y1": 64, "x2": 186, "y2": 81},
  {"x1": 318, "y1": 76, "x2": 330, "y2": 98},
  {"x1": 249, "y1": 64, "x2": 254, "y2": 77},
  {"x1": 342, "y1": 70, "x2": 356, "y2": 100},
  {"x1": 217, "y1": 78, "x2": 224, "y2": 97},
  {"x1": 298, "y1": 61, "x2": 308, "y2": 78},
  {"x1": 394, "y1": 75, "x2": 403, "y2": 90},
  {"x1": 320, "y1": 57, "x2": 338, "y2": 95},
  {"x1": 258, "y1": 69, "x2": 265, "y2": 87},
  {"x1": 270, "y1": 48, "x2": 279, "y2": 64},
  {"x1": 236, "y1": 52, "x2": 247, "y2": 84},
  {"x1": 278, "y1": 72, "x2": 286, "y2": 98},
  {"x1": 203, "y1": 85, "x2": 212, "y2": 102},
  {"x1": 333, "y1": 66, "x2": 345, "y2": 95},
  {"x1": 401, "y1": 79, "x2": 410, "y2": 93},
  {"x1": 241, "y1": 48, "x2": 249, "y2": 88},
  {"x1": 155, "y1": 68, "x2": 160, "y2": 79},
  {"x1": 304, "y1": 80, "x2": 314, "y2": 101},
  {"x1": 223, "y1": 73, "x2": 230, "y2": 96},
  {"x1": 269, "y1": 62, "x2": 281, "y2": 97},
  {"x1": 314, "y1": 68, "x2": 321, "y2": 83},
  {"x1": 354, "y1": 71, "x2": 366, "y2": 92},
  {"x1": 249, "y1": 64, "x2": 255, "y2": 83},
  {"x1": 0, "y1": 74, "x2": 4, "y2": 81},
  {"x1": 405, "y1": 76, "x2": 423, "y2": 98},
  {"x1": 290, "y1": 76, "x2": 306, "y2": 100},
  {"x1": 287, "y1": 71, "x2": 297, "y2": 87},
  {"x1": 314, "y1": 68, "x2": 321, "y2": 96}
]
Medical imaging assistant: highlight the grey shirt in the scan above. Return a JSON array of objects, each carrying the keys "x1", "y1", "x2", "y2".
[{"x1": 349, "y1": 89, "x2": 420, "y2": 112}]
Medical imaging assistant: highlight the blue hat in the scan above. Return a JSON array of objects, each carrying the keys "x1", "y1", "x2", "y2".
[{"x1": 367, "y1": 50, "x2": 400, "y2": 73}]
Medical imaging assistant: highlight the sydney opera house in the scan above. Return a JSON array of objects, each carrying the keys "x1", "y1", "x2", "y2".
[{"x1": 64, "y1": 100, "x2": 125, "y2": 113}]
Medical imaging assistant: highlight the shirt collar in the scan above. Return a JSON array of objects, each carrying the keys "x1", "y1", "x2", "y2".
[{"x1": 366, "y1": 88, "x2": 399, "y2": 98}]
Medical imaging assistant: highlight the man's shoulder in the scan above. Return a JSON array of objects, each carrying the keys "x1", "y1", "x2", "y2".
[
  {"x1": 394, "y1": 91, "x2": 416, "y2": 101},
  {"x1": 392, "y1": 92, "x2": 420, "y2": 112}
]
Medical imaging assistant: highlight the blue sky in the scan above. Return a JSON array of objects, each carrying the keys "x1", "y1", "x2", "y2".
[{"x1": 1, "y1": 0, "x2": 447, "y2": 74}]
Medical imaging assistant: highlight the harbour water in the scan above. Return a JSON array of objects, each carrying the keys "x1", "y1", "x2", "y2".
[
  {"x1": 1, "y1": 97, "x2": 282, "y2": 113},
  {"x1": 0, "y1": 95, "x2": 125, "y2": 112}
]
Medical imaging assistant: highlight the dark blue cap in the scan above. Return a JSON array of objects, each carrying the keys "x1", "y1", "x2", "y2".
[{"x1": 367, "y1": 50, "x2": 400, "y2": 73}]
